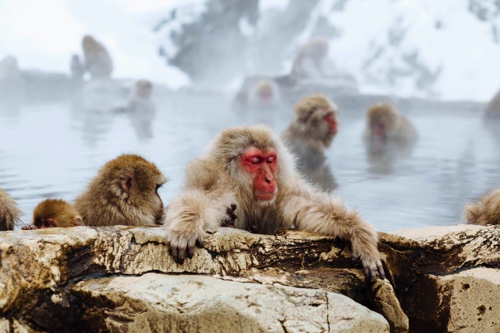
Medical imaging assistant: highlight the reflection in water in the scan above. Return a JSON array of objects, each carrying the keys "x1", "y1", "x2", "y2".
[{"x1": 0, "y1": 94, "x2": 499, "y2": 232}]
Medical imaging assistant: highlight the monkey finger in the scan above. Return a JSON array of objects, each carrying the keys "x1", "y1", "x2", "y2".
[
  {"x1": 196, "y1": 235, "x2": 204, "y2": 248},
  {"x1": 187, "y1": 236, "x2": 197, "y2": 258},
  {"x1": 377, "y1": 263, "x2": 386, "y2": 280},
  {"x1": 230, "y1": 203, "x2": 237, "y2": 211}
]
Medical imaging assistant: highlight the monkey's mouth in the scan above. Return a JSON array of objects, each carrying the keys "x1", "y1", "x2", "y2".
[
  {"x1": 323, "y1": 113, "x2": 338, "y2": 134},
  {"x1": 255, "y1": 191, "x2": 276, "y2": 201}
]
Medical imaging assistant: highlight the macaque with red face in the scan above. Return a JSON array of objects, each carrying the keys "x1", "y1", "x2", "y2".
[
  {"x1": 164, "y1": 125, "x2": 385, "y2": 282},
  {"x1": 465, "y1": 187, "x2": 500, "y2": 226},
  {"x1": 291, "y1": 37, "x2": 330, "y2": 80},
  {"x1": 0, "y1": 188, "x2": 21, "y2": 231},
  {"x1": 282, "y1": 95, "x2": 339, "y2": 191},
  {"x1": 22, "y1": 199, "x2": 82, "y2": 230},
  {"x1": 74, "y1": 154, "x2": 167, "y2": 227},
  {"x1": 81, "y1": 35, "x2": 113, "y2": 80}
]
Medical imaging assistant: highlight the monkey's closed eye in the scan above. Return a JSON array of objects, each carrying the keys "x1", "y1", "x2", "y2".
[{"x1": 249, "y1": 157, "x2": 262, "y2": 164}]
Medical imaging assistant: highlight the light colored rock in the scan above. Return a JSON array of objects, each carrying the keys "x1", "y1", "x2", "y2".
[
  {"x1": 438, "y1": 267, "x2": 500, "y2": 333},
  {"x1": 73, "y1": 273, "x2": 390, "y2": 333}
]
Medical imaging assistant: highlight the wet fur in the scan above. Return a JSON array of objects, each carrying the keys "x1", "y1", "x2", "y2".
[
  {"x1": 32, "y1": 199, "x2": 82, "y2": 228},
  {"x1": 465, "y1": 188, "x2": 500, "y2": 225}
]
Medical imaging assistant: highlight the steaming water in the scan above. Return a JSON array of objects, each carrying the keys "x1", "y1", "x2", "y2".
[{"x1": 0, "y1": 92, "x2": 498, "y2": 232}]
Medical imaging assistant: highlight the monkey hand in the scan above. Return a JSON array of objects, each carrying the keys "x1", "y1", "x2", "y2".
[
  {"x1": 355, "y1": 251, "x2": 386, "y2": 283},
  {"x1": 221, "y1": 203, "x2": 237, "y2": 228},
  {"x1": 22, "y1": 225, "x2": 38, "y2": 230},
  {"x1": 166, "y1": 222, "x2": 205, "y2": 264}
]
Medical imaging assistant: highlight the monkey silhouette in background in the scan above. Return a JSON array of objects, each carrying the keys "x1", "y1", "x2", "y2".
[
  {"x1": 164, "y1": 125, "x2": 385, "y2": 282},
  {"x1": 82, "y1": 35, "x2": 113, "y2": 80}
]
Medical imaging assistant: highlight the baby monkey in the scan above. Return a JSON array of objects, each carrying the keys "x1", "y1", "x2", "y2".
[{"x1": 22, "y1": 199, "x2": 82, "y2": 230}]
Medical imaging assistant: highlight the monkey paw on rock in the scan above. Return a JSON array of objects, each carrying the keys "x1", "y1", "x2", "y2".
[
  {"x1": 167, "y1": 228, "x2": 205, "y2": 264},
  {"x1": 356, "y1": 253, "x2": 386, "y2": 283}
]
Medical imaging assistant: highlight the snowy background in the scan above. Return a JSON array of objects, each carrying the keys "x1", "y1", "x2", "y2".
[{"x1": 1, "y1": 0, "x2": 499, "y2": 100}]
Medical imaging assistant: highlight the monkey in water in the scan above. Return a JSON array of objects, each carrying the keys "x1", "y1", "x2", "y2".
[
  {"x1": 82, "y1": 35, "x2": 113, "y2": 80},
  {"x1": 0, "y1": 188, "x2": 21, "y2": 231},
  {"x1": 125, "y1": 80, "x2": 156, "y2": 140},
  {"x1": 74, "y1": 154, "x2": 167, "y2": 227},
  {"x1": 363, "y1": 103, "x2": 417, "y2": 173},
  {"x1": 22, "y1": 199, "x2": 82, "y2": 230},
  {"x1": 164, "y1": 125, "x2": 385, "y2": 282},
  {"x1": 465, "y1": 187, "x2": 500, "y2": 226},
  {"x1": 291, "y1": 37, "x2": 330, "y2": 80},
  {"x1": 282, "y1": 94, "x2": 339, "y2": 192}
]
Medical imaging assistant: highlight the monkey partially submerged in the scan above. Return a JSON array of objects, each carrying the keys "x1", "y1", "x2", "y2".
[
  {"x1": 22, "y1": 199, "x2": 82, "y2": 230},
  {"x1": 164, "y1": 125, "x2": 385, "y2": 282},
  {"x1": 75, "y1": 154, "x2": 167, "y2": 227}
]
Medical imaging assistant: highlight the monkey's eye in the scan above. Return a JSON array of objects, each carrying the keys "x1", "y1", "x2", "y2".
[
  {"x1": 266, "y1": 156, "x2": 276, "y2": 164},
  {"x1": 249, "y1": 156, "x2": 262, "y2": 164}
]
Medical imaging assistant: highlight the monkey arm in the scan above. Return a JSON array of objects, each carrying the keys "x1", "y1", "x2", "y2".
[
  {"x1": 281, "y1": 188, "x2": 385, "y2": 282},
  {"x1": 164, "y1": 160, "x2": 236, "y2": 263}
]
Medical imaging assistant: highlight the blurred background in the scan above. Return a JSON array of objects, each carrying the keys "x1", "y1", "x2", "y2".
[{"x1": 0, "y1": 0, "x2": 499, "y2": 231}]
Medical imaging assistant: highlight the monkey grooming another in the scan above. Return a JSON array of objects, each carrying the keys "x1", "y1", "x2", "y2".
[
  {"x1": 22, "y1": 199, "x2": 82, "y2": 230},
  {"x1": 465, "y1": 187, "x2": 500, "y2": 226},
  {"x1": 164, "y1": 125, "x2": 385, "y2": 282},
  {"x1": 0, "y1": 188, "x2": 21, "y2": 231},
  {"x1": 74, "y1": 154, "x2": 167, "y2": 227}
]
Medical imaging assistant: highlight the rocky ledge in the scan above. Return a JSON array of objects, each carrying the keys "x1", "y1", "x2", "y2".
[{"x1": 0, "y1": 224, "x2": 498, "y2": 332}]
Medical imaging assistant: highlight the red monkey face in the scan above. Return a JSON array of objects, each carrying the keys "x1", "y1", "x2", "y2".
[
  {"x1": 323, "y1": 111, "x2": 338, "y2": 135},
  {"x1": 241, "y1": 147, "x2": 278, "y2": 201}
]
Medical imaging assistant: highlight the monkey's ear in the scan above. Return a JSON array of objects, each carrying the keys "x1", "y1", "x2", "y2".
[
  {"x1": 73, "y1": 216, "x2": 83, "y2": 226},
  {"x1": 120, "y1": 173, "x2": 135, "y2": 192}
]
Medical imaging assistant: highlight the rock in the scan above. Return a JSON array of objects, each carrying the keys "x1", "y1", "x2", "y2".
[{"x1": 73, "y1": 273, "x2": 390, "y2": 333}]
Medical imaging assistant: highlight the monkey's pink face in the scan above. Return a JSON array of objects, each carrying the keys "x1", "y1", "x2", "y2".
[
  {"x1": 323, "y1": 110, "x2": 338, "y2": 135},
  {"x1": 241, "y1": 147, "x2": 278, "y2": 201}
]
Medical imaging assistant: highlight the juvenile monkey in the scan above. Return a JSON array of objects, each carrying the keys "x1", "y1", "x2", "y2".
[
  {"x1": 363, "y1": 103, "x2": 417, "y2": 173},
  {"x1": 247, "y1": 79, "x2": 281, "y2": 110},
  {"x1": 70, "y1": 54, "x2": 85, "y2": 81},
  {"x1": 22, "y1": 199, "x2": 82, "y2": 230},
  {"x1": 74, "y1": 154, "x2": 167, "y2": 226},
  {"x1": 164, "y1": 125, "x2": 385, "y2": 282},
  {"x1": 82, "y1": 35, "x2": 113, "y2": 80},
  {"x1": 465, "y1": 187, "x2": 500, "y2": 226},
  {"x1": 0, "y1": 188, "x2": 21, "y2": 231},
  {"x1": 291, "y1": 37, "x2": 330, "y2": 80}
]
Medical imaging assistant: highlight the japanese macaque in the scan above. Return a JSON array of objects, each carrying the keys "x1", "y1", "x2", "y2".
[
  {"x1": 70, "y1": 54, "x2": 85, "y2": 81},
  {"x1": 0, "y1": 55, "x2": 22, "y2": 83},
  {"x1": 22, "y1": 199, "x2": 82, "y2": 230},
  {"x1": 164, "y1": 125, "x2": 385, "y2": 282},
  {"x1": 282, "y1": 95, "x2": 339, "y2": 192},
  {"x1": 484, "y1": 89, "x2": 500, "y2": 119},
  {"x1": 465, "y1": 188, "x2": 500, "y2": 226},
  {"x1": 126, "y1": 80, "x2": 156, "y2": 140},
  {"x1": 247, "y1": 79, "x2": 281, "y2": 110},
  {"x1": 291, "y1": 37, "x2": 330, "y2": 80},
  {"x1": 82, "y1": 35, "x2": 113, "y2": 80},
  {"x1": 363, "y1": 103, "x2": 417, "y2": 174},
  {"x1": 74, "y1": 154, "x2": 167, "y2": 226},
  {"x1": 0, "y1": 188, "x2": 21, "y2": 231}
]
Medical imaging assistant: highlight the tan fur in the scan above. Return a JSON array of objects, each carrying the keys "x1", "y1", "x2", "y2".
[
  {"x1": 291, "y1": 37, "x2": 329, "y2": 80},
  {"x1": 164, "y1": 125, "x2": 384, "y2": 281},
  {"x1": 0, "y1": 188, "x2": 21, "y2": 231},
  {"x1": 465, "y1": 188, "x2": 500, "y2": 226},
  {"x1": 74, "y1": 154, "x2": 167, "y2": 227},
  {"x1": 364, "y1": 103, "x2": 417, "y2": 142},
  {"x1": 247, "y1": 79, "x2": 281, "y2": 109},
  {"x1": 485, "y1": 89, "x2": 500, "y2": 119},
  {"x1": 82, "y1": 35, "x2": 113, "y2": 80},
  {"x1": 30, "y1": 199, "x2": 82, "y2": 228}
]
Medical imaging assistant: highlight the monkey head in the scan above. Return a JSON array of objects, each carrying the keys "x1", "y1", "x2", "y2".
[
  {"x1": 306, "y1": 36, "x2": 329, "y2": 60},
  {"x1": 134, "y1": 80, "x2": 153, "y2": 99},
  {"x1": 294, "y1": 94, "x2": 339, "y2": 144},
  {"x1": 366, "y1": 103, "x2": 400, "y2": 139},
  {"x1": 241, "y1": 146, "x2": 277, "y2": 202},
  {"x1": 254, "y1": 80, "x2": 275, "y2": 102},
  {"x1": 32, "y1": 199, "x2": 82, "y2": 229}
]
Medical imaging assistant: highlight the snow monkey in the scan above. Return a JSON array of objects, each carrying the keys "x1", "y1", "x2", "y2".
[
  {"x1": 22, "y1": 199, "x2": 82, "y2": 230},
  {"x1": 74, "y1": 154, "x2": 167, "y2": 227},
  {"x1": 247, "y1": 79, "x2": 281, "y2": 109},
  {"x1": 0, "y1": 188, "x2": 21, "y2": 231},
  {"x1": 164, "y1": 125, "x2": 385, "y2": 282},
  {"x1": 465, "y1": 187, "x2": 500, "y2": 226},
  {"x1": 126, "y1": 79, "x2": 155, "y2": 113},
  {"x1": 291, "y1": 36, "x2": 330, "y2": 80},
  {"x1": 81, "y1": 35, "x2": 113, "y2": 80},
  {"x1": 364, "y1": 103, "x2": 417, "y2": 145}
]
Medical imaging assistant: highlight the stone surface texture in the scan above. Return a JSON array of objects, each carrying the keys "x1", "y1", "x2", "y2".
[{"x1": 0, "y1": 224, "x2": 498, "y2": 332}]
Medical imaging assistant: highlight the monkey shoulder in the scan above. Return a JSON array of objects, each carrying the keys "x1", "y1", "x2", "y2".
[{"x1": 184, "y1": 159, "x2": 233, "y2": 191}]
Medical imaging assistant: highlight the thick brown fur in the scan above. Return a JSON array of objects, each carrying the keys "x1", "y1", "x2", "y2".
[
  {"x1": 291, "y1": 37, "x2": 329, "y2": 80},
  {"x1": 0, "y1": 188, "x2": 21, "y2": 231},
  {"x1": 74, "y1": 154, "x2": 167, "y2": 227},
  {"x1": 23, "y1": 199, "x2": 82, "y2": 230},
  {"x1": 164, "y1": 125, "x2": 384, "y2": 281},
  {"x1": 465, "y1": 188, "x2": 500, "y2": 226},
  {"x1": 364, "y1": 103, "x2": 417, "y2": 143},
  {"x1": 82, "y1": 35, "x2": 113, "y2": 80}
]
